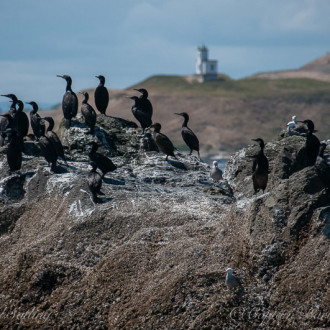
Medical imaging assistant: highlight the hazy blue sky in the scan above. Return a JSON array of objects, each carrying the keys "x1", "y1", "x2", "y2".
[{"x1": 1, "y1": 0, "x2": 329, "y2": 105}]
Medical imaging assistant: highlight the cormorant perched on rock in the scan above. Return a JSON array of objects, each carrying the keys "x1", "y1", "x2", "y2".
[
  {"x1": 250, "y1": 138, "x2": 269, "y2": 194},
  {"x1": 127, "y1": 96, "x2": 152, "y2": 133},
  {"x1": 26, "y1": 101, "x2": 45, "y2": 139},
  {"x1": 94, "y1": 75, "x2": 109, "y2": 115},
  {"x1": 0, "y1": 114, "x2": 13, "y2": 146},
  {"x1": 88, "y1": 162, "x2": 105, "y2": 202},
  {"x1": 12, "y1": 100, "x2": 29, "y2": 139},
  {"x1": 57, "y1": 75, "x2": 78, "y2": 129},
  {"x1": 1, "y1": 94, "x2": 18, "y2": 116},
  {"x1": 88, "y1": 142, "x2": 117, "y2": 178},
  {"x1": 38, "y1": 132, "x2": 58, "y2": 171},
  {"x1": 210, "y1": 161, "x2": 223, "y2": 182},
  {"x1": 6, "y1": 128, "x2": 22, "y2": 172},
  {"x1": 150, "y1": 123, "x2": 176, "y2": 161},
  {"x1": 175, "y1": 112, "x2": 200, "y2": 159},
  {"x1": 225, "y1": 268, "x2": 244, "y2": 294},
  {"x1": 134, "y1": 88, "x2": 153, "y2": 118},
  {"x1": 298, "y1": 119, "x2": 320, "y2": 166},
  {"x1": 80, "y1": 91, "x2": 97, "y2": 134},
  {"x1": 43, "y1": 117, "x2": 67, "y2": 165},
  {"x1": 315, "y1": 143, "x2": 330, "y2": 188}
]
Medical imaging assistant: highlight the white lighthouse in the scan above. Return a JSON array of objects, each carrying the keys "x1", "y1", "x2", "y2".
[{"x1": 195, "y1": 45, "x2": 218, "y2": 82}]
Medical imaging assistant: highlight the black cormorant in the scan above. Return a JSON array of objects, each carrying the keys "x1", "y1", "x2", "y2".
[
  {"x1": 127, "y1": 96, "x2": 152, "y2": 133},
  {"x1": 13, "y1": 100, "x2": 29, "y2": 139},
  {"x1": 94, "y1": 75, "x2": 109, "y2": 115},
  {"x1": 38, "y1": 133, "x2": 58, "y2": 171},
  {"x1": 6, "y1": 128, "x2": 22, "y2": 172},
  {"x1": 88, "y1": 142, "x2": 117, "y2": 178},
  {"x1": 1, "y1": 94, "x2": 18, "y2": 116},
  {"x1": 26, "y1": 101, "x2": 45, "y2": 139},
  {"x1": 150, "y1": 123, "x2": 176, "y2": 161},
  {"x1": 80, "y1": 91, "x2": 97, "y2": 134},
  {"x1": 315, "y1": 143, "x2": 330, "y2": 188},
  {"x1": 250, "y1": 138, "x2": 269, "y2": 194},
  {"x1": 43, "y1": 116, "x2": 68, "y2": 165},
  {"x1": 0, "y1": 114, "x2": 13, "y2": 146},
  {"x1": 57, "y1": 75, "x2": 78, "y2": 129},
  {"x1": 175, "y1": 112, "x2": 200, "y2": 159},
  {"x1": 298, "y1": 119, "x2": 320, "y2": 166},
  {"x1": 88, "y1": 162, "x2": 105, "y2": 202},
  {"x1": 133, "y1": 88, "x2": 153, "y2": 118}
]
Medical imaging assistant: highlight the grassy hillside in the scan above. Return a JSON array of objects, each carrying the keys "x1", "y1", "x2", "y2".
[
  {"x1": 49, "y1": 75, "x2": 330, "y2": 155},
  {"x1": 130, "y1": 75, "x2": 330, "y2": 99}
]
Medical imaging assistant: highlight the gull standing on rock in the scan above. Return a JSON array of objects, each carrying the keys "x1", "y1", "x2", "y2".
[
  {"x1": 286, "y1": 115, "x2": 297, "y2": 133},
  {"x1": 210, "y1": 161, "x2": 223, "y2": 182},
  {"x1": 225, "y1": 268, "x2": 244, "y2": 294}
]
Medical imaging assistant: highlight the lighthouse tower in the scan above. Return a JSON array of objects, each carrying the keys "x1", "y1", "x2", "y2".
[{"x1": 195, "y1": 45, "x2": 218, "y2": 82}]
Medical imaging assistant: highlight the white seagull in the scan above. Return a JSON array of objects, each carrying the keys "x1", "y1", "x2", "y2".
[{"x1": 286, "y1": 115, "x2": 297, "y2": 133}]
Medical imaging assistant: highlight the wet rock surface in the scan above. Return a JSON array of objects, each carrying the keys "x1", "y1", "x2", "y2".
[{"x1": 0, "y1": 115, "x2": 329, "y2": 328}]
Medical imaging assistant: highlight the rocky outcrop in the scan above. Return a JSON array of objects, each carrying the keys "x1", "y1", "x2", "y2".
[{"x1": 0, "y1": 114, "x2": 329, "y2": 328}]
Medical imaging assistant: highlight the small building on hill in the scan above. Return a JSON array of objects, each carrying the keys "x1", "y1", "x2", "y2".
[{"x1": 195, "y1": 45, "x2": 218, "y2": 82}]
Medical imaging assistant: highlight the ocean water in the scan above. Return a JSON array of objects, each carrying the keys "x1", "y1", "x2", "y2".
[{"x1": 0, "y1": 102, "x2": 55, "y2": 113}]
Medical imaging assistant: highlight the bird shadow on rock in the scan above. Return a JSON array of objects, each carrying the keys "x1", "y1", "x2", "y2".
[
  {"x1": 108, "y1": 116, "x2": 138, "y2": 129},
  {"x1": 103, "y1": 177, "x2": 125, "y2": 185},
  {"x1": 94, "y1": 196, "x2": 113, "y2": 204},
  {"x1": 52, "y1": 165, "x2": 70, "y2": 174},
  {"x1": 167, "y1": 159, "x2": 188, "y2": 170}
]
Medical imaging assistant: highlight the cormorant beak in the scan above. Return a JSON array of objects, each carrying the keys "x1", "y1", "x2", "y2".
[
  {"x1": 56, "y1": 75, "x2": 64, "y2": 79},
  {"x1": 125, "y1": 96, "x2": 133, "y2": 99},
  {"x1": 251, "y1": 139, "x2": 258, "y2": 142},
  {"x1": 174, "y1": 113, "x2": 182, "y2": 116}
]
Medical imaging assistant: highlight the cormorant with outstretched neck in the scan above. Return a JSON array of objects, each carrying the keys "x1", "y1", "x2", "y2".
[
  {"x1": 94, "y1": 75, "x2": 109, "y2": 115},
  {"x1": 150, "y1": 123, "x2": 176, "y2": 161},
  {"x1": 6, "y1": 128, "x2": 22, "y2": 172},
  {"x1": 43, "y1": 116, "x2": 67, "y2": 165},
  {"x1": 88, "y1": 142, "x2": 117, "y2": 178},
  {"x1": 80, "y1": 91, "x2": 97, "y2": 134},
  {"x1": 57, "y1": 75, "x2": 78, "y2": 129},
  {"x1": 250, "y1": 138, "x2": 269, "y2": 194},
  {"x1": 12, "y1": 100, "x2": 29, "y2": 139},
  {"x1": 134, "y1": 88, "x2": 153, "y2": 118},
  {"x1": 127, "y1": 96, "x2": 152, "y2": 133},
  {"x1": 88, "y1": 162, "x2": 105, "y2": 202},
  {"x1": 26, "y1": 101, "x2": 45, "y2": 139},
  {"x1": 1, "y1": 94, "x2": 18, "y2": 116},
  {"x1": 298, "y1": 119, "x2": 320, "y2": 166},
  {"x1": 175, "y1": 112, "x2": 200, "y2": 159},
  {"x1": 0, "y1": 114, "x2": 13, "y2": 146}
]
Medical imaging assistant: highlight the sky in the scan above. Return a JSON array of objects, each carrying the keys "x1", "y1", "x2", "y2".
[{"x1": 0, "y1": 0, "x2": 330, "y2": 106}]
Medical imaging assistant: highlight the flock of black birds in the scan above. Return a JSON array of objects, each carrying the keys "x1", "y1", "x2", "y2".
[{"x1": 0, "y1": 74, "x2": 329, "y2": 202}]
